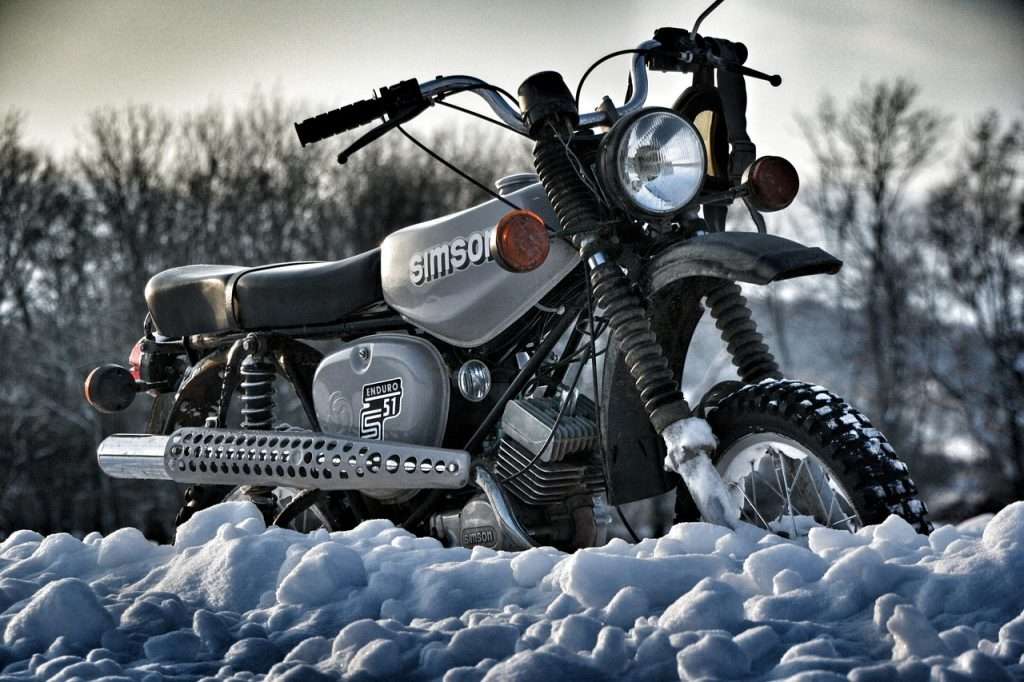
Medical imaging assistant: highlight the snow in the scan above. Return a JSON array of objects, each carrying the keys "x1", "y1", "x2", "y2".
[
  {"x1": 0, "y1": 502, "x2": 1021, "y2": 679},
  {"x1": 661, "y1": 417, "x2": 741, "y2": 529}
]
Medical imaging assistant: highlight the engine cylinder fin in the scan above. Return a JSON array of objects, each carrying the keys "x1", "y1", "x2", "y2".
[
  {"x1": 501, "y1": 397, "x2": 599, "y2": 462},
  {"x1": 493, "y1": 436, "x2": 602, "y2": 503}
]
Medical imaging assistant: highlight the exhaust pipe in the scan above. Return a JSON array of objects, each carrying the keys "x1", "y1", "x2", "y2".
[
  {"x1": 98, "y1": 434, "x2": 173, "y2": 480},
  {"x1": 98, "y1": 426, "x2": 471, "y2": 490}
]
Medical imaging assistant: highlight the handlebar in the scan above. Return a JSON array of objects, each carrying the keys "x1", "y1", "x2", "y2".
[
  {"x1": 294, "y1": 98, "x2": 386, "y2": 146},
  {"x1": 295, "y1": 32, "x2": 776, "y2": 148},
  {"x1": 294, "y1": 79, "x2": 425, "y2": 147},
  {"x1": 420, "y1": 40, "x2": 657, "y2": 135},
  {"x1": 295, "y1": 40, "x2": 657, "y2": 146}
]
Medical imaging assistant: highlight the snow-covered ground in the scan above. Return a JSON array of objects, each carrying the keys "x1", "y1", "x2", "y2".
[{"x1": 0, "y1": 503, "x2": 1022, "y2": 681}]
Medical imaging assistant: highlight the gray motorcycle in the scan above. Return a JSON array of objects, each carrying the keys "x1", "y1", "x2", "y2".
[{"x1": 85, "y1": 8, "x2": 930, "y2": 547}]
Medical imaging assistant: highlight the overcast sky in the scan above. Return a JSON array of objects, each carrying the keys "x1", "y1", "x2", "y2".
[{"x1": 2, "y1": 0, "x2": 1022, "y2": 168}]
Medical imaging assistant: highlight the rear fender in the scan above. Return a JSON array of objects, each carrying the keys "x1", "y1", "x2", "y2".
[
  {"x1": 154, "y1": 350, "x2": 229, "y2": 433},
  {"x1": 153, "y1": 338, "x2": 323, "y2": 434}
]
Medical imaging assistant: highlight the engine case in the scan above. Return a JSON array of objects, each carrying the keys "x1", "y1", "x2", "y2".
[
  {"x1": 430, "y1": 499, "x2": 506, "y2": 550},
  {"x1": 429, "y1": 395, "x2": 610, "y2": 551},
  {"x1": 312, "y1": 333, "x2": 450, "y2": 448}
]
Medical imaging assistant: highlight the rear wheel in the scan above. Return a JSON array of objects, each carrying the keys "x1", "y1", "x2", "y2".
[
  {"x1": 176, "y1": 485, "x2": 357, "y2": 533},
  {"x1": 223, "y1": 486, "x2": 356, "y2": 532},
  {"x1": 678, "y1": 379, "x2": 932, "y2": 537}
]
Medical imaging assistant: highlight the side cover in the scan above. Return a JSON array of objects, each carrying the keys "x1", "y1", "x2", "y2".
[
  {"x1": 380, "y1": 182, "x2": 581, "y2": 347},
  {"x1": 312, "y1": 334, "x2": 449, "y2": 446}
]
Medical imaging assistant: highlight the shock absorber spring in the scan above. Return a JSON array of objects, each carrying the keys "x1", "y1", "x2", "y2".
[
  {"x1": 239, "y1": 334, "x2": 276, "y2": 430},
  {"x1": 704, "y1": 281, "x2": 781, "y2": 384},
  {"x1": 532, "y1": 132, "x2": 689, "y2": 433}
]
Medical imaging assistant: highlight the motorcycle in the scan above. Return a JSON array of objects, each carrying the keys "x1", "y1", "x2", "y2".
[{"x1": 85, "y1": 3, "x2": 931, "y2": 548}]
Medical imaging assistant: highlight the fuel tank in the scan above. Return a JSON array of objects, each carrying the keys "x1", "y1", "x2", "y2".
[{"x1": 380, "y1": 179, "x2": 580, "y2": 347}]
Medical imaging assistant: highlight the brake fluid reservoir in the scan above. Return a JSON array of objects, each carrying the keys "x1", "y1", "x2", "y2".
[{"x1": 312, "y1": 333, "x2": 449, "y2": 446}]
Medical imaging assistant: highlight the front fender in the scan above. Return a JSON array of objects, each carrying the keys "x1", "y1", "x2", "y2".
[{"x1": 645, "y1": 232, "x2": 841, "y2": 294}]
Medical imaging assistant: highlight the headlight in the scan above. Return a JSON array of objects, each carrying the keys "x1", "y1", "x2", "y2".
[{"x1": 598, "y1": 108, "x2": 706, "y2": 218}]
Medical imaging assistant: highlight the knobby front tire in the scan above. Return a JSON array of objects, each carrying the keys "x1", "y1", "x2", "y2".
[{"x1": 678, "y1": 379, "x2": 932, "y2": 536}]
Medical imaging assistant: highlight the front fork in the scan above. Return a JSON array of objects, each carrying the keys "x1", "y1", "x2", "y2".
[{"x1": 521, "y1": 73, "x2": 775, "y2": 528}]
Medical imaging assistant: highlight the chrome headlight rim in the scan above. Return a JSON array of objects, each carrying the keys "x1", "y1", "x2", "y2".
[{"x1": 597, "y1": 107, "x2": 707, "y2": 219}]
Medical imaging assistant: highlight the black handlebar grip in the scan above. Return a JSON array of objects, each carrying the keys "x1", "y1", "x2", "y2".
[{"x1": 294, "y1": 98, "x2": 386, "y2": 147}]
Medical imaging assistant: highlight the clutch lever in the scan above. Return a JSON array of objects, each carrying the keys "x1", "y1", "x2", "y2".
[{"x1": 336, "y1": 101, "x2": 429, "y2": 165}]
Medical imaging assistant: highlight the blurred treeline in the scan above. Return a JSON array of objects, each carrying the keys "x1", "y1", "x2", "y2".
[{"x1": 0, "y1": 82, "x2": 1021, "y2": 538}]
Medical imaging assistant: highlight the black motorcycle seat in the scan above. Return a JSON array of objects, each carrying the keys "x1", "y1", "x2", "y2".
[{"x1": 145, "y1": 248, "x2": 383, "y2": 337}]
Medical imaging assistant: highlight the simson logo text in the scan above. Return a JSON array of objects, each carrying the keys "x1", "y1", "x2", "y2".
[{"x1": 409, "y1": 230, "x2": 493, "y2": 286}]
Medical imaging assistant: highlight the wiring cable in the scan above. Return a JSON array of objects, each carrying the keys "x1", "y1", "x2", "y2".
[
  {"x1": 583, "y1": 258, "x2": 642, "y2": 544},
  {"x1": 395, "y1": 124, "x2": 524, "y2": 213},
  {"x1": 436, "y1": 100, "x2": 529, "y2": 137},
  {"x1": 574, "y1": 48, "x2": 651, "y2": 108},
  {"x1": 395, "y1": 122, "x2": 589, "y2": 241},
  {"x1": 693, "y1": 0, "x2": 726, "y2": 34},
  {"x1": 498, "y1": 347, "x2": 586, "y2": 485},
  {"x1": 617, "y1": 505, "x2": 641, "y2": 543}
]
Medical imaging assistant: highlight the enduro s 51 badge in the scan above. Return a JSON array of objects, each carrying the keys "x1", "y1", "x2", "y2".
[{"x1": 359, "y1": 378, "x2": 403, "y2": 440}]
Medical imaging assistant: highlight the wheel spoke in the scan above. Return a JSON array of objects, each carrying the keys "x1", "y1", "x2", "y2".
[
  {"x1": 791, "y1": 456, "x2": 808, "y2": 492},
  {"x1": 729, "y1": 481, "x2": 772, "y2": 529},
  {"x1": 806, "y1": 458, "x2": 837, "y2": 525},
  {"x1": 826, "y1": 474, "x2": 837, "y2": 522},
  {"x1": 772, "y1": 450, "x2": 786, "y2": 500},
  {"x1": 751, "y1": 456, "x2": 788, "y2": 503},
  {"x1": 829, "y1": 512, "x2": 858, "y2": 530},
  {"x1": 750, "y1": 460, "x2": 758, "y2": 510},
  {"x1": 775, "y1": 449, "x2": 799, "y2": 539},
  {"x1": 783, "y1": 453, "x2": 810, "y2": 517}
]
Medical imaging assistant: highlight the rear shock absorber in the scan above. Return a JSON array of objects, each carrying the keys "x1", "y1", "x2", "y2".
[
  {"x1": 239, "y1": 334, "x2": 276, "y2": 430},
  {"x1": 704, "y1": 281, "x2": 781, "y2": 384},
  {"x1": 522, "y1": 72, "x2": 689, "y2": 433}
]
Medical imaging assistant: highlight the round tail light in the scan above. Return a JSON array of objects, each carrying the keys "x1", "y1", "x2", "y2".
[{"x1": 742, "y1": 156, "x2": 800, "y2": 212}]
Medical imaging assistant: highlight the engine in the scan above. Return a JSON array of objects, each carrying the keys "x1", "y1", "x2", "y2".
[
  {"x1": 431, "y1": 394, "x2": 610, "y2": 551},
  {"x1": 312, "y1": 334, "x2": 610, "y2": 549}
]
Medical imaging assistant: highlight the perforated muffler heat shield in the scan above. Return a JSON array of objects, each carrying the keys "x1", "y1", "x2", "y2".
[{"x1": 99, "y1": 427, "x2": 471, "y2": 490}]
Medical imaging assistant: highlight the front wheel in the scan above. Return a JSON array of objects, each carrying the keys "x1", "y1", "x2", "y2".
[{"x1": 678, "y1": 380, "x2": 931, "y2": 537}]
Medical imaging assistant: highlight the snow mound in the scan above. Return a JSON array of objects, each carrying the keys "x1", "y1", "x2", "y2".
[{"x1": 0, "y1": 502, "x2": 1020, "y2": 680}]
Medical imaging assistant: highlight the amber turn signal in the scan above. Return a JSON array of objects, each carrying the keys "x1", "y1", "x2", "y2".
[
  {"x1": 491, "y1": 209, "x2": 550, "y2": 273},
  {"x1": 742, "y1": 156, "x2": 800, "y2": 212}
]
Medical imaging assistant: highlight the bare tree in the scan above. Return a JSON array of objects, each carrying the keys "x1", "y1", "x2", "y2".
[
  {"x1": 799, "y1": 80, "x2": 946, "y2": 461},
  {"x1": 76, "y1": 105, "x2": 176, "y2": 323},
  {"x1": 923, "y1": 112, "x2": 1024, "y2": 505}
]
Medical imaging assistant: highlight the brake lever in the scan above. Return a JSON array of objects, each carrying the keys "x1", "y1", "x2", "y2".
[
  {"x1": 705, "y1": 53, "x2": 781, "y2": 87},
  {"x1": 336, "y1": 102, "x2": 429, "y2": 165}
]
